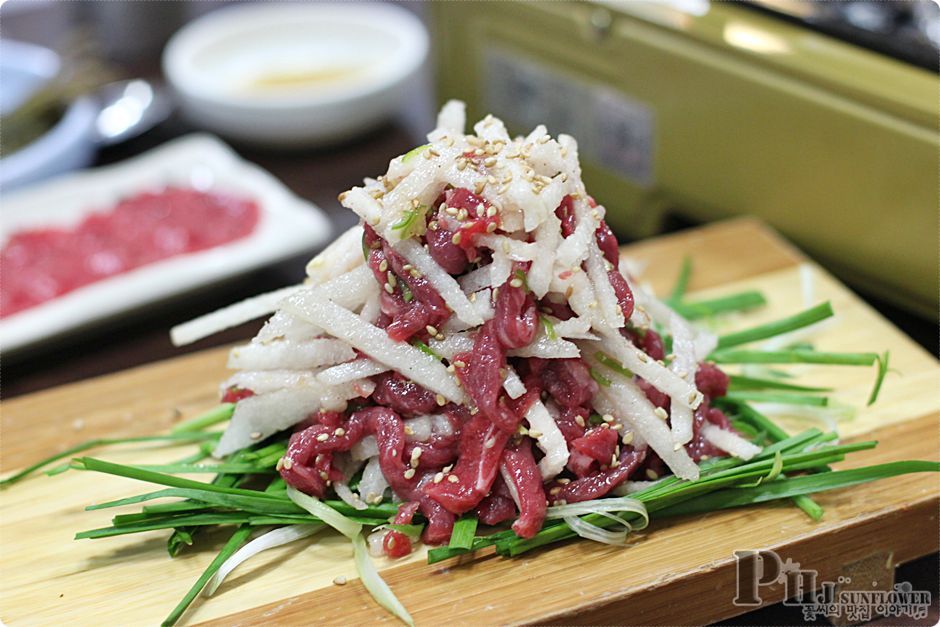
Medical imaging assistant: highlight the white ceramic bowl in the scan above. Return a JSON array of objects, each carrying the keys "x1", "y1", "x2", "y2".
[
  {"x1": 0, "y1": 40, "x2": 97, "y2": 191},
  {"x1": 162, "y1": 3, "x2": 428, "y2": 147}
]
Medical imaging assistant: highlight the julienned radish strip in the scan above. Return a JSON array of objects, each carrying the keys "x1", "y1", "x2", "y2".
[{"x1": 715, "y1": 302, "x2": 834, "y2": 349}]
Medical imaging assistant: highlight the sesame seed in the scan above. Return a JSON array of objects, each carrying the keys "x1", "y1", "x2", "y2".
[
  {"x1": 701, "y1": 455, "x2": 711, "y2": 461},
  {"x1": 646, "y1": 469, "x2": 659, "y2": 480},
  {"x1": 316, "y1": 433, "x2": 329, "y2": 442},
  {"x1": 404, "y1": 468, "x2": 416, "y2": 479},
  {"x1": 451, "y1": 232, "x2": 462, "y2": 245},
  {"x1": 334, "y1": 428, "x2": 346, "y2": 436},
  {"x1": 602, "y1": 414, "x2": 614, "y2": 423},
  {"x1": 276, "y1": 457, "x2": 285, "y2": 471},
  {"x1": 453, "y1": 360, "x2": 466, "y2": 368},
  {"x1": 612, "y1": 423, "x2": 623, "y2": 431},
  {"x1": 333, "y1": 576, "x2": 347, "y2": 586},
  {"x1": 537, "y1": 135, "x2": 549, "y2": 144},
  {"x1": 484, "y1": 157, "x2": 497, "y2": 167},
  {"x1": 426, "y1": 325, "x2": 438, "y2": 335},
  {"x1": 674, "y1": 442, "x2": 684, "y2": 451},
  {"x1": 443, "y1": 464, "x2": 453, "y2": 473},
  {"x1": 473, "y1": 148, "x2": 484, "y2": 156},
  {"x1": 446, "y1": 364, "x2": 455, "y2": 373},
  {"x1": 654, "y1": 407, "x2": 668, "y2": 421},
  {"x1": 445, "y1": 206, "x2": 458, "y2": 216},
  {"x1": 509, "y1": 278, "x2": 524, "y2": 288},
  {"x1": 433, "y1": 472, "x2": 444, "y2": 483},
  {"x1": 456, "y1": 208, "x2": 468, "y2": 221},
  {"x1": 470, "y1": 407, "x2": 479, "y2": 415},
  {"x1": 486, "y1": 206, "x2": 497, "y2": 217},
  {"x1": 435, "y1": 333, "x2": 444, "y2": 340},
  {"x1": 447, "y1": 475, "x2": 459, "y2": 483},
  {"x1": 378, "y1": 259, "x2": 388, "y2": 272},
  {"x1": 484, "y1": 436, "x2": 496, "y2": 449},
  {"x1": 637, "y1": 352, "x2": 650, "y2": 363},
  {"x1": 575, "y1": 414, "x2": 586, "y2": 427},
  {"x1": 486, "y1": 222, "x2": 498, "y2": 233},
  {"x1": 436, "y1": 394, "x2": 447, "y2": 406},
  {"x1": 554, "y1": 499, "x2": 568, "y2": 506},
  {"x1": 250, "y1": 431, "x2": 262, "y2": 440},
  {"x1": 387, "y1": 536, "x2": 397, "y2": 549},
  {"x1": 387, "y1": 273, "x2": 397, "y2": 287},
  {"x1": 384, "y1": 283, "x2": 394, "y2": 294},
  {"x1": 474, "y1": 181, "x2": 486, "y2": 195},
  {"x1": 558, "y1": 478, "x2": 571, "y2": 485},
  {"x1": 549, "y1": 486, "x2": 562, "y2": 495},
  {"x1": 600, "y1": 423, "x2": 610, "y2": 429},
  {"x1": 404, "y1": 425, "x2": 414, "y2": 435},
  {"x1": 282, "y1": 458, "x2": 293, "y2": 470},
  {"x1": 319, "y1": 471, "x2": 329, "y2": 480}
]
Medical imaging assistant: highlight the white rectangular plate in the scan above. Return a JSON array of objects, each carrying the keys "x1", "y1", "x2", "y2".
[{"x1": 0, "y1": 134, "x2": 332, "y2": 353}]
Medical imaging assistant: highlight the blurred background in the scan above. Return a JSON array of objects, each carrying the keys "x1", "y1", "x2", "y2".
[
  {"x1": 1, "y1": 1, "x2": 938, "y2": 623},
  {"x1": 1, "y1": 0, "x2": 937, "y2": 386}
]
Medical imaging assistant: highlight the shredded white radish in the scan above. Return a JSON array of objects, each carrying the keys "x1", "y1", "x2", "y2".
[
  {"x1": 435, "y1": 99, "x2": 466, "y2": 135},
  {"x1": 357, "y1": 457, "x2": 389, "y2": 504},
  {"x1": 394, "y1": 239, "x2": 483, "y2": 326},
  {"x1": 334, "y1": 482, "x2": 369, "y2": 511},
  {"x1": 508, "y1": 333, "x2": 580, "y2": 359},
  {"x1": 205, "y1": 525, "x2": 324, "y2": 596},
  {"x1": 526, "y1": 400, "x2": 569, "y2": 480},
  {"x1": 503, "y1": 367, "x2": 527, "y2": 399},
  {"x1": 283, "y1": 288, "x2": 464, "y2": 403},
  {"x1": 589, "y1": 333, "x2": 703, "y2": 410},
  {"x1": 255, "y1": 310, "x2": 323, "y2": 344},
  {"x1": 221, "y1": 370, "x2": 319, "y2": 396},
  {"x1": 552, "y1": 316, "x2": 594, "y2": 339},
  {"x1": 367, "y1": 528, "x2": 389, "y2": 558},
  {"x1": 527, "y1": 213, "x2": 560, "y2": 297},
  {"x1": 458, "y1": 264, "x2": 493, "y2": 294},
  {"x1": 668, "y1": 311, "x2": 698, "y2": 446},
  {"x1": 228, "y1": 339, "x2": 355, "y2": 372},
  {"x1": 317, "y1": 359, "x2": 389, "y2": 386},
  {"x1": 170, "y1": 285, "x2": 303, "y2": 347},
  {"x1": 352, "y1": 436, "x2": 379, "y2": 461},
  {"x1": 591, "y1": 372, "x2": 700, "y2": 481},
  {"x1": 584, "y1": 244, "x2": 624, "y2": 330},
  {"x1": 428, "y1": 333, "x2": 473, "y2": 360},
  {"x1": 702, "y1": 424, "x2": 762, "y2": 460},
  {"x1": 214, "y1": 387, "x2": 323, "y2": 458},
  {"x1": 305, "y1": 225, "x2": 364, "y2": 284},
  {"x1": 359, "y1": 291, "x2": 381, "y2": 324}
]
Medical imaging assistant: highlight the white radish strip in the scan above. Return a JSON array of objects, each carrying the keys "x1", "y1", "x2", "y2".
[
  {"x1": 584, "y1": 244, "x2": 624, "y2": 330},
  {"x1": 305, "y1": 225, "x2": 364, "y2": 284},
  {"x1": 170, "y1": 285, "x2": 303, "y2": 347},
  {"x1": 205, "y1": 525, "x2": 324, "y2": 596},
  {"x1": 550, "y1": 271, "x2": 601, "y2": 329},
  {"x1": 255, "y1": 310, "x2": 323, "y2": 344},
  {"x1": 702, "y1": 424, "x2": 762, "y2": 460},
  {"x1": 503, "y1": 367, "x2": 527, "y2": 399},
  {"x1": 500, "y1": 465, "x2": 522, "y2": 509},
  {"x1": 525, "y1": 399, "x2": 569, "y2": 480},
  {"x1": 322, "y1": 265, "x2": 377, "y2": 311},
  {"x1": 339, "y1": 188, "x2": 384, "y2": 231},
  {"x1": 367, "y1": 528, "x2": 388, "y2": 558},
  {"x1": 228, "y1": 339, "x2": 356, "y2": 371},
  {"x1": 214, "y1": 387, "x2": 323, "y2": 457},
  {"x1": 508, "y1": 334, "x2": 580, "y2": 359},
  {"x1": 357, "y1": 456, "x2": 389, "y2": 503},
  {"x1": 668, "y1": 311, "x2": 698, "y2": 445},
  {"x1": 527, "y1": 212, "x2": 560, "y2": 298},
  {"x1": 458, "y1": 264, "x2": 493, "y2": 294},
  {"x1": 394, "y1": 239, "x2": 483, "y2": 326},
  {"x1": 282, "y1": 289, "x2": 465, "y2": 403},
  {"x1": 474, "y1": 113, "x2": 511, "y2": 142},
  {"x1": 359, "y1": 291, "x2": 381, "y2": 324},
  {"x1": 471, "y1": 288, "x2": 494, "y2": 321},
  {"x1": 428, "y1": 333, "x2": 473, "y2": 360},
  {"x1": 221, "y1": 370, "x2": 319, "y2": 396},
  {"x1": 552, "y1": 316, "x2": 592, "y2": 337},
  {"x1": 317, "y1": 358, "x2": 389, "y2": 386},
  {"x1": 334, "y1": 482, "x2": 369, "y2": 511},
  {"x1": 352, "y1": 436, "x2": 379, "y2": 461},
  {"x1": 592, "y1": 375, "x2": 700, "y2": 481},
  {"x1": 489, "y1": 247, "x2": 513, "y2": 288},
  {"x1": 435, "y1": 99, "x2": 466, "y2": 135},
  {"x1": 477, "y1": 234, "x2": 539, "y2": 262},
  {"x1": 589, "y1": 333, "x2": 703, "y2": 410},
  {"x1": 403, "y1": 415, "x2": 433, "y2": 442}
]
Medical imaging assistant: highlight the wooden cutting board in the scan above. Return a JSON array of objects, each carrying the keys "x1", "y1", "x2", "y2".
[{"x1": 2, "y1": 218, "x2": 938, "y2": 626}]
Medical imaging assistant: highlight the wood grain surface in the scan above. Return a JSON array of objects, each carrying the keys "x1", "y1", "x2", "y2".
[{"x1": 2, "y1": 218, "x2": 938, "y2": 626}]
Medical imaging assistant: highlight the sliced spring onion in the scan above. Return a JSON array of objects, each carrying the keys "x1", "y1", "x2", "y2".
[
  {"x1": 673, "y1": 291, "x2": 766, "y2": 320},
  {"x1": 594, "y1": 351, "x2": 633, "y2": 378},
  {"x1": 172, "y1": 404, "x2": 235, "y2": 433},
  {"x1": 286, "y1": 486, "x2": 362, "y2": 540},
  {"x1": 867, "y1": 351, "x2": 891, "y2": 406},
  {"x1": 589, "y1": 368, "x2": 611, "y2": 387},
  {"x1": 716, "y1": 302, "x2": 834, "y2": 349},
  {"x1": 711, "y1": 349, "x2": 878, "y2": 366},
  {"x1": 448, "y1": 517, "x2": 478, "y2": 550},
  {"x1": 723, "y1": 391, "x2": 829, "y2": 406},
  {"x1": 353, "y1": 532, "x2": 415, "y2": 626},
  {"x1": 546, "y1": 496, "x2": 648, "y2": 531},
  {"x1": 205, "y1": 524, "x2": 324, "y2": 596},
  {"x1": 541, "y1": 315, "x2": 557, "y2": 341},
  {"x1": 562, "y1": 514, "x2": 631, "y2": 546},
  {"x1": 728, "y1": 374, "x2": 832, "y2": 393},
  {"x1": 666, "y1": 255, "x2": 692, "y2": 306}
]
